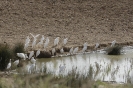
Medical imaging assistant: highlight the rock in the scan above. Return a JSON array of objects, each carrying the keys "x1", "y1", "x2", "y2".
[{"x1": 37, "y1": 51, "x2": 51, "y2": 58}]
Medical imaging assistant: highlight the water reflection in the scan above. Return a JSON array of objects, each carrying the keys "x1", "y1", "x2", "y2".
[{"x1": 23, "y1": 48, "x2": 133, "y2": 83}]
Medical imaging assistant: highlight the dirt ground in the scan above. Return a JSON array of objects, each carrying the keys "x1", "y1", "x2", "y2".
[{"x1": 0, "y1": 0, "x2": 133, "y2": 49}]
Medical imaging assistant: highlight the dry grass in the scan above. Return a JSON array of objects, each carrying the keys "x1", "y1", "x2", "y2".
[{"x1": 0, "y1": 74, "x2": 132, "y2": 88}]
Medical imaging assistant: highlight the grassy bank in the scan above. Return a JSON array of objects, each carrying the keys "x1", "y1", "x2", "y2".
[{"x1": 0, "y1": 74, "x2": 132, "y2": 88}]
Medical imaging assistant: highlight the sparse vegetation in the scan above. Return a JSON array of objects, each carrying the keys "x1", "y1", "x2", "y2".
[{"x1": 0, "y1": 74, "x2": 132, "y2": 88}]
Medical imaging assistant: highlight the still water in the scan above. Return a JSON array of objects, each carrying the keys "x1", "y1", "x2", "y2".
[{"x1": 24, "y1": 46, "x2": 133, "y2": 83}]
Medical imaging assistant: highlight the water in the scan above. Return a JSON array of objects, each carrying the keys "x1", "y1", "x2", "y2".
[{"x1": 23, "y1": 46, "x2": 133, "y2": 83}]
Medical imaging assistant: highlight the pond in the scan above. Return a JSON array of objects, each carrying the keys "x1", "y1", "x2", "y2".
[{"x1": 22, "y1": 46, "x2": 133, "y2": 84}]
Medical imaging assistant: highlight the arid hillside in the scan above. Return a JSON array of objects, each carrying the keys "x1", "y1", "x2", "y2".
[{"x1": 0, "y1": 0, "x2": 133, "y2": 48}]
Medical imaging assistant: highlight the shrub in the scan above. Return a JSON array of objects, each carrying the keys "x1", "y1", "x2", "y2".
[
  {"x1": 106, "y1": 45, "x2": 122, "y2": 55},
  {"x1": 0, "y1": 43, "x2": 12, "y2": 71},
  {"x1": 13, "y1": 42, "x2": 25, "y2": 54}
]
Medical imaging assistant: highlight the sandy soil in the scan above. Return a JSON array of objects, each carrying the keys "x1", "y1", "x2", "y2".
[{"x1": 0, "y1": 0, "x2": 133, "y2": 50}]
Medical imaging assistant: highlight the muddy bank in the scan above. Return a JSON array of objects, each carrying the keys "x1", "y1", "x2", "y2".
[{"x1": 31, "y1": 41, "x2": 133, "y2": 58}]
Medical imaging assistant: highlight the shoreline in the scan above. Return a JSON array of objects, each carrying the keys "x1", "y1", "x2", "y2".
[{"x1": 30, "y1": 40, "x2": 133, "y2": 58}]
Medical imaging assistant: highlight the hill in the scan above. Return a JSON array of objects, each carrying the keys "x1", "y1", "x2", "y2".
[{"x1": 0, "y1": 0, "x2": 133, "y2": 48}]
